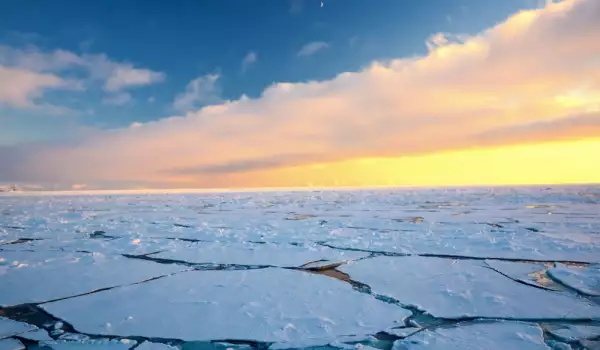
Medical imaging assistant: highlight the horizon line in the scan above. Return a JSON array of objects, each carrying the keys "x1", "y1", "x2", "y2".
[{"x1": 1, "y1": 181, "x2": 598, "y2": 196}]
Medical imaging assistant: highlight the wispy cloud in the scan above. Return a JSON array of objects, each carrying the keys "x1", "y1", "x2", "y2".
[
  {"x1": 102, "y1": 92, "x2": 133, "y2": 106},
  {"x1": 0, "y1": 45, "x2": 165, "y2": 107},
  {"x1": 242, "y1": 51, "x2": 258, "y2": 72},
  {"x1": 173, "y1": 74, "x2": 222, "y2": 112},
  {"x1": 289, "y1": 0, "x2": 304, "y2": 14},
  {"x1": 297, "y1": 41, "x2": 329, "y2": 56},
  {"x1": 0, "y1": 66, "x2": 77, "y2": 107},
  {"x1": 1, "y1": 0, "x2": 599, "y2": 189}
]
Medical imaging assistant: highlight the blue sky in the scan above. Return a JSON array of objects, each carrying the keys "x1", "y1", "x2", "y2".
[
  {"x1": 1, "y1": 0, "x2": 534, "y2": 143},
  {"x1": 3, "y1": 0, "x2": 598, "y2": 191}
]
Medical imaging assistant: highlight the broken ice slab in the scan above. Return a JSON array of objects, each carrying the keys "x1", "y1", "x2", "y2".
[
  {"x1": 0, "y1": 339, "x2": 24, "y2": 350},
  {"x1": 547, "y1": 264, "x2": 600, "y2": 296},
  {"x1": 18, "y1": 329, "x2": 53, "y2": 342},
  {"x1": 0, "y1": 316, "x2": 37, "y2": 339},
  {"x1": 392, "y1": 321, "x2": 549, "y2": 350},
  {"x1": 484, "y1": 260, "x2": 561, "y2": 290},
  {"x1": 545, "y1": 340, "x2": 573, "y2": 350},
  {"x1": 136, "y1": 341, "x2": 179, "y2": 350},
  {"x1": 268, "y1": 334, "x2": 376, "y2": 349},
  {"x1": 339, "y1": 256, "x2": 600, "y2": 320},
  {"x1": 151, "y1": 241, "x2": 367, "y2": 267},
  {"x1": 546, "y1": 324, "x2": 600, "y2": 342},
  {"x1": 42, "y1": 340, "x2": 134, "y2": 350},
  {"x1": 0, "y1": 251, "x2": 183, "y2": 306},
  {"x1": 42, "y1": 268, "x2": 410, "y2": 342},
  {"x1": 325, "y1": 224, "x2": 600, "y2": 263},
  {"x1": 383, "y1": 327, "x2": 421, "y2": 338}
]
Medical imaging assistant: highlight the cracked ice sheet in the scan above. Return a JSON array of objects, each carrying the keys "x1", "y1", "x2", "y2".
[
  {"x1": 136, "y1": 342, "x2": 178, "y2": 350},
  {"x1": 547, "y1": 324, "x2": 600, "y2": 342},
  {"x1": 0, "y1": 339, "x2": 24, "y2": 350},
  {"x1": 392, "y1": 321, "x2": 549, "y2": 350},
  {"x1": 484, "y1": 260, "x2": 559, "y2": 290},
  {"x1": 0, "y1": 251, "x2": 183, "y2": 306},
  {"x1": 0, "y1": 236, "x2": 184, "y2": 256},
  {"x1": 325, "y1": 224, "x2": 600, "y2": 263},
  {"x1": 42, "y1": 340, "x2": 133, "y2": 350},
  {"x1": 42, "y1": 268, "x2": 410, "y2": 342},
  {"x1": 340, "y1": 256, "x2": 600, "y2": 320},
  {"x1": 0, "y1": 316, "x2": 36, "y2": 339},
  {"x1": 547, "y1": 264, "x2": 600, "y2": 296},
  {"x1": 151, "y1": 241, "x2": 367, "y2": 267}
]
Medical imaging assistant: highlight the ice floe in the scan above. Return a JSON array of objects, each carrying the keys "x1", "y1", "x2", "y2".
[
  {"x1": 340, "y1": 256, "x2": 600, "y2": 320},
  {"x1": 547, "y1": 264, "x2": 600, "y2": 296},
  {"x1": 0, "y1": 316, "x2": 36, "y2": 339},
  {"x1": 0, "y1": 251, "x2": 183, "y2": 306},
  {"x1": 42, "y1": 268, "x2": 410, "y2": 342},
  {"x1": 392, "y1": 321, "x2": 549, "y2": 350}
]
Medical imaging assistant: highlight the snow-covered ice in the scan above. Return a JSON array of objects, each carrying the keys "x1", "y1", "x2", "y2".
[
  {"x1": 2, "y1": 186, "x2": 600, "y2": 348},
  {"x1": 41, "y1": 268, "x2": 409, "y2": 342},
  {"x1": 0, "y1": 339, "x2": 24, "y2": 350},
  {"x1": 547, "y1": 264, "x2": 600, "y2": 296},
  {"x1": 392, "y1": 321, "x2": 549, "y2": 350},
  {"x1": 340, "y1": 256, "x2": 600, "y2": 319},
  {"x1": 151, "y1": 241, "x2": 367, "y2": 267},
  {"x1": 136, "y1": 342, "x2": 178, "y2": 350},
  {"x1": 546, "y1": 324, "x2": 600, "y2": 342},
  {"x1": 0, "y1": 316, "x2": 36, "y2": 339},
  {"x1": 0, "y1": 251, "x2": 183, "y2": 306},
  {"x1": 42, "y1": 340, "x2": 134, "y2": 350}
]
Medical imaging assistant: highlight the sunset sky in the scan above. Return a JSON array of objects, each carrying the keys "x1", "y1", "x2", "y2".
[{"x1": 1, "y1": 0, "x2": 599, "y2": 191}]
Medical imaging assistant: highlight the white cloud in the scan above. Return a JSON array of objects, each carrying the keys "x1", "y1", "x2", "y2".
[
  {"x1": 0, "y1": 46, "x2": 165, "y2": 90},
  {"x1": 173, "y1": 74, "x2": 222, "y2": 112},
  {"x1": 297, "y1": 41, "x2": 329, "y2": 56},
  {"x1": 0, "y1": 66, "x2": 70, "y2": 107},
  {"x1": 104, "y1": 65, "x2": 165, "y2": 92},
  {"x1": 242, "y1": 51, "x2": 257, "y2": 72},
  {"x1": 102, "y1": 92, "x2": 133, "y2": 106},
  {"x1": 1, "y1": 0, "x2": 600, "y2": 188}
]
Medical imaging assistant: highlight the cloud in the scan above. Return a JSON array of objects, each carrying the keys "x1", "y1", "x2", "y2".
[
  {"x1": 242, "y1": 51, "x2": 257, "y2": 72},
  {"x1": 289, "y1": 0, "x2": 304, "y2": 14},
  {"x1": 172, "y1": 74, "x2": 222, "y2": 112},
  {"x1": 297, "y1": 41, "x2": 329, "y2": 56},
  {"x1": 0, "y1": 45, "x2": 165, "y2": 106},
  {"x1": 103, "y1": 65, "x2": 165, "y2": 92},
  {"x1": 1, "y1": 0, "x2": 599, "y2": 189},
  {"x1": 102, "y1": 92, "x2": 133, "y2": 106},
  {"x1": 0, "y1": 66, "x2": 72, "y2": 107}
]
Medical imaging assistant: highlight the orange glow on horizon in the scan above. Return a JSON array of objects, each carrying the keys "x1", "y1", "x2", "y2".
[{"x1": 222, "y1": 138, "x2": 600, "y2": 189}]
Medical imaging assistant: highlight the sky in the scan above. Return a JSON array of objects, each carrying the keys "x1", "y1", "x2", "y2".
[{"x1": 0, "y1": 0, "x2": 599, "y2": 191}]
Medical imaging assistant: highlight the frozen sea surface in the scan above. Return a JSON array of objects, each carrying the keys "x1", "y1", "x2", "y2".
[{"x1": 1, "y1": 186, "x2": 600, "y2": 349}]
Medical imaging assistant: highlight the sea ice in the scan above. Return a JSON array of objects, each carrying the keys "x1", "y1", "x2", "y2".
[
  {"x1": 546, "y1": 324, "x2": 600, "y2": 342},
  {"x1": 136, "y1": 341, "x2": 179, "y2": 350},
  {"x1": 0, "y1": 251, "x2": 183, "y2": 306},
  {"x1": 18, "y1": 329, "x2": 53, "y2": 342},
  {"x1": 42, "y1": 268, "x2": 410, "y2": 342},
  {"x1": 484, "y1": 260, "x2": 559, "y2": 290},
  {"x1": 392, "y1": 321, "x2": 549, "y2": 350},
  {"x1": 0, "y1": 316, "x2": 36, "y2": 339},
  {"x1": 151, "y1": 241, "x2": 367, "y2": 267},
  {"x1": 42, "y1": 340, "x2": 134, "y2": 350},
  {"x1": 339, "y1": 256, "x2": 600, "y2": 320},
  {"x1": 547, "y1": 264, "x2": 600, "y2": 296},
  {"x1": 0, "y1": 339, "x2": 24, "y2": 350}
]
